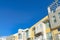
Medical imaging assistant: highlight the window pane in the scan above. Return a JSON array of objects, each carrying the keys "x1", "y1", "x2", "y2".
[
  {"x1": 47, "y1": 32, "x2": 52, "y2": 40},
  {"x1": 46, "y1": 22, "x2": 49, "y2": 28},
  {"x1": 26, "y1": 30, "x2": 29, "y2": 38},
  {"x1": 18, "y1": 34, "x2": 22, "y2": 39},
  {"x1": 52, "y1": 16, "x2": 56, "y2": 23},
  {"x1": 58, "y1": 28, "x2": 60, "y2": 31},
  {"x1": 58, "y1": 13, "x2": 60, "y2": 18}
]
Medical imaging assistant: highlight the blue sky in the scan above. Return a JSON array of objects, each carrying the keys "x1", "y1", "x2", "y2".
[{"x1": 0, "y1": 0, "x2": 54, "y2": 36}]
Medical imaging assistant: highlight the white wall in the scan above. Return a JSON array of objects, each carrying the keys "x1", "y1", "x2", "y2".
[{"x1": 0, "y1": 37, "x2": 6, "y2": 40}]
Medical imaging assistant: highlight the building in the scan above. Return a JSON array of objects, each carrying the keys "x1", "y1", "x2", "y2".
[
  {"x1": 48, "y1": 0, "x2": 60, "y2": 40},
  {"x1": 18, "y1": 28, "x2": 29, "y2": 40},
  {"x1": 1, "y1": 0, "x2": 60, "y2": 40},
  {"x1": 29, "y1": 16, "x2": 52, "y2": 40},
  {"x1": 29, "y1": 26, "x2": 35, "y2": 40},
  {"x1": 41, "y1": 16, "x2": 52, "y2": 40},
  {"x1": 6, "y1": 33, "x2": 18, "y2": 40},
  {"x1": 0, "y1": 36, "x2": 6, "y2": 40}
]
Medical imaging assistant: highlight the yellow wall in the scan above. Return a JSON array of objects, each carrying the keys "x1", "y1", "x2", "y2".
[
  {"x1": 52, "y1": 29, "x2": 58, "y2": 35},
  {"x1": 29, "y1": 26, "x2": 35, "y2": 40},
  {"x1": 16, "y1": 36, "x2": 18, "y2": 40},
  {"x1": 13, "y1": 33, "x2": 18, "y2": 40},
  {"x1": 46, "y1": 28, "x2": 51, "y2": 33},
  {"x1": 51, "y1": 29, "x2": 58, "y2": 40}
]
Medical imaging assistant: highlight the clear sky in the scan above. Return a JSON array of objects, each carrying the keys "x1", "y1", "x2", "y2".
[{"x1": 0, "y1": 0, "x2": 54, "y2": 36}]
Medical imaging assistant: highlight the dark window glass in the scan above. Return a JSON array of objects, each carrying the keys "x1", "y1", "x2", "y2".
[
  {"x1": 26, "y1": 30, "x2": 29, "y2": 38},
  {"x1": 58, "y1": 13, "x2": 60, "y2": 19},
  {"x1": 47, "y1": 32, "x2": 52, "y2": 40},
  {"x1": 18, "y1": 34, "x2": 22, "y2": 39},
  {"x1": 52, "y1": 16, "x2": 56, "y2": 23},
  {"x1": 58, "y1": 28, "x2": 60, "y2": 31}
]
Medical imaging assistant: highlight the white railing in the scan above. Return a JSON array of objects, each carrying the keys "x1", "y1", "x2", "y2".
[
  {"x1": 49, "y1": 1, "x2": 60, "y2": 13},
  {"x1": 35, "y1": 27, "x2": 42, "y2": 34}
]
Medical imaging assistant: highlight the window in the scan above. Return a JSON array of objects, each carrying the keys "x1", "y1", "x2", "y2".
[
  {"x1": 32, "y1": 27, "x2": 35, "y2": 34},
  {"x1": 52, "y1": 16, "x2": 56, "y2": 23},
  {"x1": 44, "y1": 21, "x2": 50, "y2": 28},
  {"x1": 40, "y1": 24, "x2": 42, "y2": 27},
  {"x1": 47, "y1": 32, "x2": 52, "y2": 40},
  {"x1": 58, "y1": 13, "x2": 60, "y2": 19},
  {"x1": 18, "y1": 34, "x2": 22, "y2": 39},
  {"x1": 46, "y1": 22, "x2": 49, "y2": 28},
  {"x1": 26, "y1": 30, "x2": 29, "y2": 38},
  {"x1": 58, "y1": 28, "x2": 60, "y2": 31}
]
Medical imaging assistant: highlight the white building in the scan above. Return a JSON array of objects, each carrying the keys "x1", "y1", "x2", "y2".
[
  {"x1": 34, "y1": 22, "x2": 47, "y2": 40},
  {"x1": 0, "y1": 36, "x2": 6, "y2": 40},
  {"x1": 6, "y1": 33, "x2": 18, "y2": 40},
  {"x1": 18, "y1": 28, "x2": 29, "y2": 40}
]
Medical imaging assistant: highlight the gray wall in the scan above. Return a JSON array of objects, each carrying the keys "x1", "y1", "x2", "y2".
[{"x1": 48, "y1": 6, "x2": 60, "y2": 29}]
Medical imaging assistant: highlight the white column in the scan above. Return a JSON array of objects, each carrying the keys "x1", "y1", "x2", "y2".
[
  {"x1": 42, "y1": 23, "x2": 47, "y2": 40},
  {"x1": 48, "y1": 7, "x2": 51, "y2": 13}
]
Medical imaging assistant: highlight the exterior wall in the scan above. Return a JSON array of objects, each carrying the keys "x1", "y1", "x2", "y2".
[
  {"x1": 13, "y1": 33, "x2": 18, "y2": 40},
  {"x1": 18, "y1": 29, "x2": 29, "y2": 40},
  {"x1": 52, "y1": 29, "x2": 58, "y2": 40},
  {"x1": 29, "y1": 26, "x2": 35, "y2": 40},
  {"x1": 18, "y1": 29, "x2": 24, "y2": 40},
  {"x1": 35, "y1": 23, "x2": 43, "y2": 34},
  {"x1": 40, "y1": 16, "x2": 52, "y2": 40},
  {"x1": 34, "y1": 23, "x2": 43, "y2": 40},
  {"x1": 28, "y1": 16, "x2": 51, "y2": 40},
  {"x1": 42, "y1": 22, "x2": 47, "y2": 40},
  {"x1": 0, "y1": 37, "x2": 6, "y2": 40},
  {"x1": 6, "y1": 36, "x2": 16, "y2": 40},
  {"x1": 48, "y1": 1, "x2": 60, "y2": 40},
  {"x1": 6, "y1": 33, "x2": 18, "y2": 40},
  {"x1": 48, "y1": 6, "x2": 60, "y2": 29},
  {"x1": 46, "y1": 28, "x2": 50, "y2": 33}
]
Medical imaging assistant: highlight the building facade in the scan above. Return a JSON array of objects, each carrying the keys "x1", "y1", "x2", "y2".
[
  {"x1": 6, "y1": 33, "x2": 18, "y2": 40},
  {"x1": 48, "y1": 0, "x2": 60, "y2": 40},
  {"x1": 0, "y1": 37, "x2": 6, "y2": 40},
  {"x1": 31, "y1": 16, "x2": 52, "y2": 40},
  {"x1": 18, "y1": 28, "x2": 29, "y2": 40},
  {"x1": 1, "y1": 0, "x2": 60, "y2": 40}
]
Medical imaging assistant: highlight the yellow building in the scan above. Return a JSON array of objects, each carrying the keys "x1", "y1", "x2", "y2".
[
  {"x1": 29, "y1": 26, "x2": 35, "y2": 40},
  {"x1": 30, "y1": 9, "x2": 60, "y2": 40},
  {"x1": 28, "y1": 16, "x2": 52, "y2": 40},
  {"x1": 17, "y1": 0, "x2": 60, "y2": 40},
  {"x1": 3, "y1": 1, "x2": 60, "y2": 40}
]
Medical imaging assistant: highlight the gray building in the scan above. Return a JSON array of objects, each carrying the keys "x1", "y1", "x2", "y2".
[{"x1": 48, "y1": 0, "x2": 60, "y2": 29}]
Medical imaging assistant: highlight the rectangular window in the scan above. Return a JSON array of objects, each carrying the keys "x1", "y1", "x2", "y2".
[
  {"x1": 26, "y1": 30, "x2": 29, "y2": 38},
  {"x1": 52, "y1": 16, "x2": 56, "y2": 23},
  {"x1": 18, "y1": 34, "x2": 22, "y2": 39},
  {"x1": 58, "y1": 28, "x2": 60, "y2": 31},
  {"x1": 47, "y1": 32, "x2": 52, "y2": 40},
  {"x1": 33, "y1": 27, "x2": 35, "y2": 34},
  {"x1": 58, "y1": 13, "x2": 60, "y2": 19},
  {"x1": 46, "y1": 22, "x2": 49, "y2": 28},
  {"x1": 44, "y1": 21, "x2": 50, "y2": 28}
]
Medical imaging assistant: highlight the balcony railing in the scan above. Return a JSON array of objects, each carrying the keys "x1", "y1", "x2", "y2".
[
  {"x1": 35, "y1": 29, "x2": 42, "y2": 34},
  {"x1": 49, "y1": 1, "x2": 60, "y2": 13}
]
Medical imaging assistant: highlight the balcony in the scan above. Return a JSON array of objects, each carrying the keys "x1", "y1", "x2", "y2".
[
  {"x1": 35, "y1": 29, "x2": 42, "y2": 34},
  {"x1": 35, "y1": 26, "x2": 43, "y2": 34},
  {"x1": 27, "y1": 38, "x2": 31, "y2": 40},
  {"x1": 34, "y1": 26, "x2": 43, "y2": 37}
]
